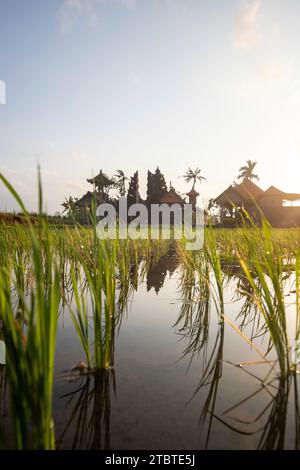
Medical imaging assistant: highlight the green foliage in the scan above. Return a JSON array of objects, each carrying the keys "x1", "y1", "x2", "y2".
[
  {"x1": 146, "y1": 167, "x2": 168, "y2": 205},
  {"x1": 127, "y1": 170, "x2": 140, "y2": 206},
  {"x1": 238, "y1": 160, "x2": 259, "y2": 181},
  {"x1": 0, "y1": 172, "x2": 60, "y2": 449}
]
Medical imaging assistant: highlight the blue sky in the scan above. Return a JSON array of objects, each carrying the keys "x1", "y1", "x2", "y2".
[{"x1": 0, "y1": 0, "x2": 300, "y2": 212}]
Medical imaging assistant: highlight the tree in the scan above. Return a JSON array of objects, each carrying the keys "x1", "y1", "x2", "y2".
[
  {"x1": 182, "y1": 167, "x2": 206, "y2": 190},
  {"x1": 146, "y1": 171, "x2": 154, "y2": 205},
  {"x1": 153, "y1": 167, "x2": 168, "y2": 202},
  {"x1": 61, "y1": 196, "x2": 78, "y2": 217},
  {"x1": 127, "y1": 171, "x2": 140, "y2": 207},
  {"x1": 114, "y1": 169, "x2": 128, "y2": 197},
  {"x1": 146, "y1": 167, "x2": 168, "y2": 205},
  {"x1": 238, "y1": 160, "x2": 259, "y2": 182}
]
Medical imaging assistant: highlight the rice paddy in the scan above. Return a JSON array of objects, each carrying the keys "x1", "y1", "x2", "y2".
[{"x1": 1, "y1": 179, "x2": 300, "y2": 449}]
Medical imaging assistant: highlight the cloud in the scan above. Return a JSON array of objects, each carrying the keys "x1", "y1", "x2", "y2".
[
  {"x1": 60, "y1": 0, "x2": 100, "y2": 34},
  {"x1": 60, "y1": 0, "x2": 135, "y2": 34},
  {"x1": 231, "y1": 0, "x2": 262, "y2": 52}
]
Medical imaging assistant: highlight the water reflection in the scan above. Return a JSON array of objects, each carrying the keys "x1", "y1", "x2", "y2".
[
  {"x1": 176, "y1": 256, "x2": 300, "y2": 449},
  {"x1": 175, "y1": 258, "x2": 225, "y2": 448},
  {"x1": 214, "y1": 363, "x2": 300, "y2": 450},
  {"x1": 146, "y1": 246, "x2": 180, "y2": 294},
  {"x1": 221, "y1": 262, "x2": 265, "y2": 340},
  {"x1": 53, "y1": 251, "x2": 300, "y2": 450},
  {"x1": 57, "y1": 249, "x2": 181, "y2": 449},
  {"x1": 57, "y1": 369, "x2": 115, "y2": 450}
]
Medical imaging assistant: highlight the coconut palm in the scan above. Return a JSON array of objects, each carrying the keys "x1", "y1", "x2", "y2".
[
  {"x1": 114, "y1": 169, "x2": 128, "y2": 197},
  {"x1": 61, "y1": 196, "x2": 78, "y2": 216},
  {"x1": 238, "y1": 160, "x2": 259, "y2": 182},
  {"x1": 182, "y1": 167, "x2": 206, "y2": 190}
]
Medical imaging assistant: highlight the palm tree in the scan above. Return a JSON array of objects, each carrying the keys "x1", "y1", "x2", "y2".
[
  {"x1": 114, "y1": 169, "x2": 128, "y2": 197},
  {"x1": 182, "y1": 167, "x2": 206, "y2": 190},
  {"x1": 61, "y1": 196, "x2": 78, "y2": 216},
  {"x1": 238, "y1": 160, "x2": 259, "y2": 182}
]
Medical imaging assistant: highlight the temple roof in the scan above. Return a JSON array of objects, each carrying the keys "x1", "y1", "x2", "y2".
[
  {"x1": 87, "y1": 170, "x2": 115, "y2": 188},
  {"x1": 160, "y1": 189, "x2": 185, "y2": 205},
  {"x1": 186, "y1": 188, "x2": 199, "y2": 197},
  {"x1": 76, "y1": 191, "x2": 102, "y2": 208}
]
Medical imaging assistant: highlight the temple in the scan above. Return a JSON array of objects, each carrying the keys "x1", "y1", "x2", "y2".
[
  {"x1": 160, "y1": 188, "x2": 186, "y2": 207},
  {"x1": 86, "y1": 170, "x2": 115, "y2": 200}
]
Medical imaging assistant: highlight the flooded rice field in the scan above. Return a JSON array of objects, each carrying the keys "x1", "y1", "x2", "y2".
[
  {"x1": 1, "y1": 225, "x2": 300, "y2": 450},
  {"x1": 51, "y1": 257, "x2": 298, "y2": 449}
]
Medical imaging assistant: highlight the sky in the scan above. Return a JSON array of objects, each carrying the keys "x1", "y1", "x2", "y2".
[{"x1": 0, "y1": 0, "x2": 300, "y2": 213}]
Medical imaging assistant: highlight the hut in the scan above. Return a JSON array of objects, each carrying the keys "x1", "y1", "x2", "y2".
[
  {"x1": 259, "y1": 186, "x2": 300, "y2": 227},
  {"x1": 214, "y1": 180, "x2": 263, "y2": 224},
  {"x1": 75, "y1": 191, "x2": 102, "y2": 224},
  {"x1": 214, "y1": 180, "x2": 300, "y2": 227}
]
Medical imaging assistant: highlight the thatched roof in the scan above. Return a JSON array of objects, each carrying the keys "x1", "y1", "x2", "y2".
[
  {"x1": 262, "y1": 186, "x2": 300, "y2": 201},
  {"x1": 215, "y1": 180, "x2": 264, "y2": 206},
  {"x1": 160, "y1": 189, "x2": 185, "y2": 205},
  {"x1": 235, "y1": 180, "x2": 264, "y2": 200},
  {"x1": 76, "y1": 191, "x2": 102, "y2": 208},
  {"x1": 87, "y1": 170, "x2": 114, "y2": 188},
  {"x1": 186, "y1": 188, "x2": 199, "y2": 197},
  {"x1": 215, "y1": 180, "x2": 300, "y2": 207}
]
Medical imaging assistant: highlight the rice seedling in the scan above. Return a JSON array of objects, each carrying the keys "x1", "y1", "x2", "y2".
[
  {"x1": 236, "y1": 221, "x2": 294, "y2": 375},
  {"x1": 68, "y1": 240, "x2": 117, "y2": 371},
  {"x1": 0, "y1": 171, "x2": 60, "y2": 449}
]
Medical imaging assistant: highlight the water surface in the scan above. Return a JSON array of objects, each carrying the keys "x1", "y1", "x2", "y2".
[{"x1": 50, "y1": 255, "x2": 299, "y2": 450}]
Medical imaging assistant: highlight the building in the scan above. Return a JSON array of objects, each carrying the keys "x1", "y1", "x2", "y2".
[
  {"x1": 87, "y1": 170, "x2": 115, "y2": 200},
  {"x1": 157, "y1": 188, "x2": 185, "y2": 225},
  {"x1": 76, "y1": 191, "x2": 101, "y2": 210},
  {"x1": 214, "y1": 180, "x2": 300, "y2": 227},
  {"x1": 75, "y1": 191, "x2": 103, "y2": 224},
  {"x1": 160, "y1": 188, "x2": 186, "y2": 207}
]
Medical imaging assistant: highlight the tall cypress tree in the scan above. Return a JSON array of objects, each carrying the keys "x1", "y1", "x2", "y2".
[
  {"x1": 154, "y1": 167, "x2": 168, "y2": 202},
  {"x1": 127, "y1": 171, "x2": 140, "y2": 207},
  {"x1": 146, "y1": 170, "x2": 154, "y2": 206},
  {"x1": 146, "y1": 167, "x2": 167, "y2": 205}
]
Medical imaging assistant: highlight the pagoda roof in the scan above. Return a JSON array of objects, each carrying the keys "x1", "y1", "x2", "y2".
[
  {"x1": 186, "y1": 188, "x2": 199, "y2": 197},
  {"x1": 87, "y1": 170, "x2": 115, "y2": 188},
  {"x1": 160, "y1": 189, "x2": 185, "y2": 205}
]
